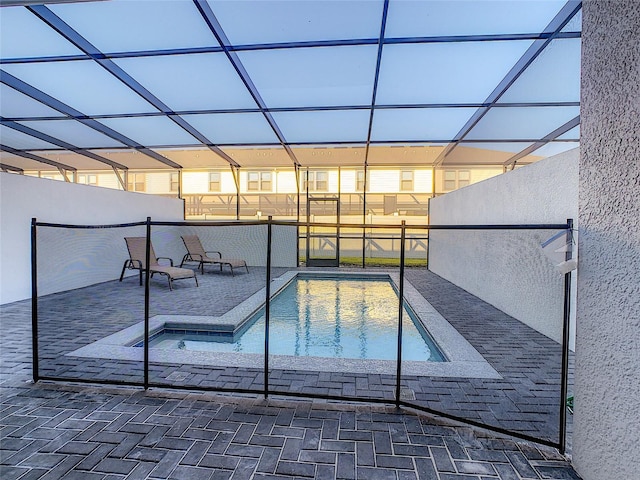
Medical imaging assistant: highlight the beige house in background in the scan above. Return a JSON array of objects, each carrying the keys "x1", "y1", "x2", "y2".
[{"x1": 25, "y1": 144, "x2": 535, "y2": 221}]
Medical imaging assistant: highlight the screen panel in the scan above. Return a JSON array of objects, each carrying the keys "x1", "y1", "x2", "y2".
[
  {"x1": 97, "y1": 117, "x2": 200, "y2": 147},
  {"x1": 220, "y1": 146, "x2": 293, "y2": 168},
  {"x1": 0, "y1": 84, "x2": 66, "y2": 119},
  {"x1": 371, "y1": 108, "x2": 477, "y2": 142},
  {"x1": 558, "y1": 125, "x2": 580, "y2": 140},
  {"x1": 272, "y1": 110, "x2": 370, "y2": 144},
  {"x1": 213, "y1": 0, "x2": 384, "y2": 45},
  {"x1": 465, "y1": 106, "x2": 580, "y2": 140},
  {"x1": 376, "y1": 41, "x2": 534, "y2": 105},
  {"x1": 2, "y1": 61, "x2": 158, "y2": 115},
  {"x1": 19, "y1": 120, "x2": 126, "y2": 149},
  {"x1": 113, "y1": 53, "x2": 259, "y2": 111},
  {"x1": 0, "y1": 125, "x2": 64, "y2": 151},
  {"x1": 294, "y1": 145, "x2": 364, "y2": 167},
  {"x1": 50, "y1": 0, "x2": 219, "y2": 53},
  {"x1": 442, "y1": 143, "x2": 536, "y2": 165},
  {"x1": 0, "y1": 6, "x2": 84, "y2": 59},
  {"x1": 561, "y1": 8, "x2": 582, "y2": 32},
  {"x1": 385, "y1": 0, "x2": 566, "y2": 37},
  {"x1": 34, "y1": 150, "x2": 125, "y2": 171},
  {"x1": 529, "y1": 142, "x2": 580, "y2": 158},
  {"x1": 0, "y1": 152, "x2": 57, "y2": 171},
  {"x1": 89, "y1": 149, "x2": 177, "y2": 170},
  {"x1": 367, "y1": 145, "x2": 444, "y2": 165},
  {"x1": 181, "y1": 113, "x2": 279, "y2": 145},
  {"x1": 237, "y1": 46, "x2": 378, "y2": 108},
  {"x1": 499, "y1": 39, "x2": 581, "y2": 103},
  {"x1": 154, "y1": 148, "x2": 232, "y2": 169}
]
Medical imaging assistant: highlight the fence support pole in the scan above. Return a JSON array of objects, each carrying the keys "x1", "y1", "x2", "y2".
[
  {"x1": 264, "y1": 216, "x2": 273, "y2": 398},
  {"x1": 144, "y1": 217, "x2": 151, "y2": 390},
  {"x1": 395, "y1": 220, "x2": 406, "y2": 406},
  {"x1": 31, "y1": 218, "x2": 39, "y2": 383},
  {"x1": 559, "y1": 218, "x2": 574, "y2": 454}
]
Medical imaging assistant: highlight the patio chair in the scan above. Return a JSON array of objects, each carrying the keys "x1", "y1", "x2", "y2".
[
  {"x1": 119, "y1": 237, "x2": 198, "y2": 290},
  {"x1": 180, "y1": 235, "x2": 249, "y2": 276}
]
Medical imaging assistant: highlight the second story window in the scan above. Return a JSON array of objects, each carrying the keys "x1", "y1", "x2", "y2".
[
  {"x1": 400, "y1": 170, "x2": 413, "y2": 191},
  {"x1": 248, "y1": 171, "x2": 272, "y2": 192},
  {"x1": 209, "y1": 172, "x2": 221, "y2": 192},
  {"x1": 303, "y1": 171, "x2": 329, "y2": 192},
  {"x1": 458, "y1": 170, "x2": 470, "y2": 188},
  {"x1": 127, "y1": 173, "x2": 145, "y2": 192},
  {"x1": 170, "y1": 172, "x2": 179, "y2": 192},
  {"x1": 444, "y1": 170, "x2": 457, "y2": 191},
  {"x1": 78, "y1": 174, "x2": 97, "y2": 186},
  {"x1": 356, "y1": 170, "x2": 366, "y2": 191},
  {"x1": 443, "y1": 170, "x2": 471, "y2": 191}
]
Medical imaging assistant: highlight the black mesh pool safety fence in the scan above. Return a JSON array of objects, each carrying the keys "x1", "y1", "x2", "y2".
[{"x1": 31, "y1": 216, "x2": 574, "y2": 453}]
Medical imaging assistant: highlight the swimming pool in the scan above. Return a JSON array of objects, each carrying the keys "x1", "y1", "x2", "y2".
[
  {"x1": 143, "y1": 275, "x2": 446, "y2": 362},
  {"x1": 70, "y1": 270, "x2": 501, "y2": 378}
]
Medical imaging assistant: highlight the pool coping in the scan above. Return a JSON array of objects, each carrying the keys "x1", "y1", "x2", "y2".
[{"x1": 68, "y1": 270, "x2": 502, "y2": 379}]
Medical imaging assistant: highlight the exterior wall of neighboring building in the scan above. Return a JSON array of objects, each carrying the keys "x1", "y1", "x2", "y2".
[
  {"x1": 20, "y1": 165, "x2": 506, "y2": 226},
  {"x1": 434, "y1": 167, "x2": 503, "y2": 194},
  {"x1": 573, "y1": 2, "x2": 640, "y2": 478},
  {"x1": 428, "y1": 149, "x2": 579, "y2": 348},
  {"x1": 276, "y1": 170, "x2": 297, "y2": 193}
]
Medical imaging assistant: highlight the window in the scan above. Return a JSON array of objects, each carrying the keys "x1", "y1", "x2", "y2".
[
  {"x1": 127, "y1": 173, "x2": 145, "y2": 192},
  {"x1": 247, "y1": 171, "x2": 272, "y2": 192},
  {"x1": 208, "y1": 172, "x2": 221, "y2": 192},
  {"x1": 400, "y1": 170, "x2": 413, "y2": 191},
  {"x1": 315, "y1": 171, "x2": 328, "y2": 190},
  {"x1": 170, "y1": 172, "x2": 179, "y2": 192},
  {"x1": 458, "y1": 170, "x2": 470, "y2": 188},
  {"x1": 356, "y1": 170, "x2": 366, "y2": 191},
  {"x1": 302, "y1": 171, "x2": 329, "y2": 192},
  {"x1": 78, "y1": 174, "x2": 97, "y2": 186},
  {"x1": 443, "y1": 170, "x2": 471, "y2": 191},
  {"x1": 444, "y1": 170, "x2": 456, "y2": 191}
]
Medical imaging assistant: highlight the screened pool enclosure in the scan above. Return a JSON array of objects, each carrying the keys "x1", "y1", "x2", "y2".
[
  {"x1": 3, "y1": 0, "x2": 580, "y2": 453},
  {"x1": 1, "y1": 0, "x2": 581, "y2": 213}
]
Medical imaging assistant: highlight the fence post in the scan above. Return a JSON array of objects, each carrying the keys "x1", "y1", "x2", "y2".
[
  {"x1": 144, "y1": 217, "x2": 151, "y2": 390},
  {"x1": 559, "y1": 218, "x2": 574, "y2": 453},
  {"x1": 264, "y1": 216, "x2": 273, "y2": 398},
  {"x1": 395, "y1": 220, "x2": 406, "y2": 406},
  {"x1": 31, "y1": 218, "x2": 39, "y2": 383}
]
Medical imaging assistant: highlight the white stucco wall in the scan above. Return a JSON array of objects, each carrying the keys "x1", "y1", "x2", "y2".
[
  {"x1": 0, "y1": 174, "x2": 298, "y2": 304},
  {"x1": 573, "y1": 2, "x2": 640, "y2": 479},
  {"x1": 429, "y1": 149, "x2": 578, "y2": 348},
  {"x1": 149, "y1": 223, "x2": 298, "y2": 272},
  {"x1": 0, "y1": 173, "x2": 184, "y2": 304}
]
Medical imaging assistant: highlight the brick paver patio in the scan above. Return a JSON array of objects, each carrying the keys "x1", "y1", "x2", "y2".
[{"x1": 1, "y1": 267, "x2": 580, "y2": 479}]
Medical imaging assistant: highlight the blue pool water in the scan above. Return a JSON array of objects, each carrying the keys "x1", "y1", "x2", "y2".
[{"x1": 147, "y1": 275, "x2": 446, "y2": 362}]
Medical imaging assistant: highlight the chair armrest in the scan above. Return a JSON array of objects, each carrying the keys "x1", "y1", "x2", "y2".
[
  {"x1": 156, "y1": 256, "x2": 174, "y2": 266},
  {"x1": 205, "y1": 251, "x2": 222, "y2": 259}
]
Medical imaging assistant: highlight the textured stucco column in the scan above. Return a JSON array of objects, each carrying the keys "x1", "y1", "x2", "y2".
[{"x1": 573, "y1": 2, "x2": 640, "y2": 479}]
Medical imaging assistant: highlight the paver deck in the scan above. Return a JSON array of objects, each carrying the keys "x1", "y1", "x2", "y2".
[{"x1": 1, "y1": 267, "x2": 580, "y2": 479}]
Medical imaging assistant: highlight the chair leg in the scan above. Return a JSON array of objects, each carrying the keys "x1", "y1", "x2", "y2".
[
  {"x1": 194, "y1": 275, "x2": 199, "y2": 287},
  {"x1": 139, "y1": 268, "x2": 143, "y2": 286},
  {"x1": 168, "y1": 276, "x2": 173, "y2": 291},
  {"x1": 119, "y1": 261, "x2": 129, "y2": 282}
]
